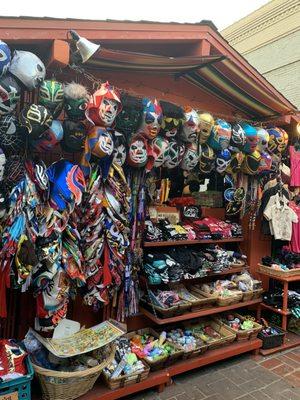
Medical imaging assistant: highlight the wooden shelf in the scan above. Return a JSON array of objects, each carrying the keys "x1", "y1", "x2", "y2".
[
  {"x1": 143, "y1": 237, "x2": 243, "y2": 248},
  {"x1": 140, "y1": 298, "x2": 262, "y2": 325},
  {"x1": 259, "y1": 332, "x2": 300, "y2": 356},
  {"x1": 78, "y1": 339, "x2": 262, "y2": 400},
  {"x1": 258, "y1": 265, "x2": 300, "y2": 282},
  {"x1": 260, "y1": 302, "x2": 291, "y2": 316}
]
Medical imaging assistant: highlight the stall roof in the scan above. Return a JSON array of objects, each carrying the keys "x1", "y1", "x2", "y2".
[{"x1": 0, "y1": 16, "x2": 298, "y2": 121}]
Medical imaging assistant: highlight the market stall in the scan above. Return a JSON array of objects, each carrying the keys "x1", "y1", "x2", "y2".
[{"x1": 0, "y1": 17, "x2": 299, "y2": 400}]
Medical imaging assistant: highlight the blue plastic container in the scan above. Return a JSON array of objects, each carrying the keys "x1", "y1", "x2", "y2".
[{"x1": 0, "y1": 357, "x2": 34, "y2": 399}]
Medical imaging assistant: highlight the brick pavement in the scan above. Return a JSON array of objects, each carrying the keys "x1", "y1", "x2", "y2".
[{"x1": 124, "y1": 347, "x2": 300, "y2": 400}]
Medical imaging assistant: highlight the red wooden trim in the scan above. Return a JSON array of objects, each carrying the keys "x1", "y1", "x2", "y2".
[
  {"x1": 259, "y1": 332, "x2": 300, "y2": 356},
  {"x1": 139, "y1": 298, "x2": 262, "y2": 325},
  {"x1": 260, "y1": 303, "x2": 291, "y2": 316},
  {"x1": 47, "y1": 39, "x2": 70, "y2": 68}
]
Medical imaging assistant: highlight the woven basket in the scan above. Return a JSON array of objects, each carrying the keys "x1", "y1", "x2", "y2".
[
  {"x1": 32, "y1": 345, "x2": 115, "y2": 400},
  {"x1": 230, "y1": 261, "x2": 246, "y2": 269},
  {"x1": 241, "y1": 291, "x2": 254, "y2": 302},
  {"x1": 189, "y1": 287, "x2": 219, "y2": 304},
  {"x1": 126, "y1": 328, "x2": 184, "y2": 370},
  {"x1": 217, "y1": 314, "x2": 262, "y2": 342},
  {"x1": 216, "y1": 291, "x2": 243, "y2": 306},
  {"x1": 252, "y1": 288, "x2": 264, "y2": 299},
  {"x1": 140, "y1": 298, "x2": 191, "y2": 318},
  {"x1": 258, "y1": 264, "x2": 300, "y2": 278},
  {"x1": 102, "y1": 359, "x2": 149, "y2": 390}
]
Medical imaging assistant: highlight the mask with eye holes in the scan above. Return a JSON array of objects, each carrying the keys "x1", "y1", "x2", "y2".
[
  {"x1": 180, "y1": 142, "x2": 199, "y2": 171},
  {"x1": 230, "y1": 123, "x2": 246, "y2": 152},
  {"x1": 216, "y1": 149, "x2": 231, "y2": 174},
  {"x1": 241, "y1": 122, "x2": 258, "y2": 154},
  {"x1": 198, "y1": 112, "x2": 214, "y2": 144},
  {"x1": 0, "y1": 40, "x2": 11, "y2": 77},
  {"x1": 139, "y1": 98, "x2": 163, "y2": 140},
  {"x1": 127, "y1": 134, "x2": 148, "y2": 168},
  {"x1": 38, "y1": 80, "x2": 64, "y2": 119},
  {"x1": 112, "y1": 131, "x2": 127, "y2": 166},
  {"x1": 256, "y1": 128, "x2": 269, "y2": 153},
  {"x1": 181, "y1": 107, "x2": 199, "y2": 143},
  {"x1": 0, "y1": 186, "x2": 7, "y2": 218},
  {"x1": 64, "y1": 82, "x2": 89, "y2": 121}
]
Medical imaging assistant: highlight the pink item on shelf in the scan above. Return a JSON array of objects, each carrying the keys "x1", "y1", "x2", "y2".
[{"x1": 289, "y1": 146, "x2": 300, "y2": 187}]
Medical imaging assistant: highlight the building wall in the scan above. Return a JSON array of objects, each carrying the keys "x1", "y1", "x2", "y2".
[{"x1": 222, "y1": 0, "x2": 300, "y2": 108}]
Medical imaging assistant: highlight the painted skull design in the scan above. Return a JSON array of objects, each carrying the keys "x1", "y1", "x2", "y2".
[
  {"x1": 139, "y1": 98, "x2": 163, "y2": 140},
  {"x1": 181, "y1": 107, "x2": 199, "y2": 143},
  {"x1": 198, "y1": 112, "x2": 214, "y2": 144},
  {"x1": 127, "y1": 134, "x2": 148, "y2": 167},
  {"x1": 180, "y1": 143, "x2": 199, "y2": 171},
  {"x1": 151, "y1": 136, "x2": 169, "y2": 168}
]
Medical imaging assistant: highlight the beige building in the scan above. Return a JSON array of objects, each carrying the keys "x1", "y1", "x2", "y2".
[{"x1": 222, "y1": 0, "x2": 300, "y2": 109}]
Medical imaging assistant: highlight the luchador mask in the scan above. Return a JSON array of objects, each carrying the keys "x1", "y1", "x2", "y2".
[
  {"x1": 216, "y1": 149, "x2": 231, "y2": 174},
  {"x1": 226, "y1": 152, "x2": 244, "y2": 174},
  {"x1": 139, "y1": 98, "x2": 162, "y2": 140},
  {"x1": 267, "y1": 127, "x2": 288, "y2": 154},
  {"x1": 198, "y1": 112, "x2": 214, "y2": 144},
  {"x1": 32, "y1": 120, "x2": 63, "y2": 152},
  {"x1": 0, "y1": 186, "x2": 7, "y2": 218},
  {"x1": 115, "y1": 93, "x2": 143, "y2": 137},
  {"x1": 9, "y1": 50, "x2": 45, "y2": 91},
  {"x1": 86, "y1": 82, "x2": 122, "y2": 127},
  {"x1": 64, "y1": 82, "x2": 89, "y2": 121},
  {"x1": 241, "y1": 150, "x2": 261, "y2": 175},
  {"x1": 127, "y1": 134, "x2": 148, "y2": 167},
  {"x1": 256, "y1": 128, "x2": 270, "y2": 153},
  {"x1": 90, "y1": 127, "x2": 114, "y2": 158},
  {"x1": 258, "y1": 151, "x2": 272, "y2": 174},
  {"x1": 181, "y1": 107, "x2": 199, "y2": 143},
  {"x1": 160, "y1": 101, "x2": 184, "y2": 138},
  {"x1": 0, "y1": 148, "x2": 6, "y2": 182},
  {"x1": 47, "y1": 160, "x2": 86, "y2": 211},
  {"x1": 0, "y1": 40, "x2": 11, "y2": 77},
  {"x1": 199, "y1": 143, "x2": 215, "y2": 174},
  {"x1": 38, "y1": 80, "x2": 64, "y2": 119},
  {"x1": 231, "y1": 123, "x2": 246, "y2": 152},
  {"x1": 151, "y1": 136, "x2": 169, "y2": 168},
  {"x1": 112, "y1": 131, "x2": 127, "y2": 167},
  {"x1": 0, "y1": 75, "x2": 21, "y2": 116},
  {"x1": 164, "y1": 139, "x2": 181, "y2": 169},
  {"x1": 241, "y1": 123, "x2": 258, "y2": 154},
  {"x1": 208, "y1": 119, "x2": 231, "y2": 150},
  {"x1": 0, "y1": 115, "x2": 24, "y2": 154},
  {"x1": 19, "y1": 104, "x2": 53, "y2": 140},
  {"x1": 180, "y1": 142, "x2": 199, "y2": 171},
  {"x1": 61, "y1": 120, "x2": 86, "y2": 153}
]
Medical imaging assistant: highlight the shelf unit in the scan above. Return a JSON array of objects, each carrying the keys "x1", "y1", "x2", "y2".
[
  {"x1": 143, "y1": 237, "x2": 243, "y2": 247},
  {"x1": 78, "y1": 339, "x2": 262, "y2": 400},
  {"x1": 257, "y1": 265, "x2": 300, "y2": 355}
]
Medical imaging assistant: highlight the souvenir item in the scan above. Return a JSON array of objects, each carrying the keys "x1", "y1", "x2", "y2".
[
  {"x1": 198, "y1": 112, "x2": 214, "y2": 144},
  {"x1": 0, "y1": 74, "x2": 21, "y2": 115},
  {"x1": 81, "y1": 126, "x2": 114, "y2": 176},
  {"x1": 139, "y1": 98, "x2": 162, "y2": 140},
  {"x1": 127, "y1": 134, "x2": 148, "y2": 168},
  {"x1": 199, "y1": 143, "x2": 215, "y2": 174},
  {"x1": 3, "y1": 155, "x2": 25, "y2": 189},
  {"x1": 38, "y1": 79, "x2": 64, "y2": 118},
  {"x1": 112, "y1": 131, "x2": 127, "y2": 166},
  {"x1": 226, "y1": 152, "x2": 244, "y2": 174},
  {"x1": 164, "y1": 139, "x2": 183, "y2": 169},
  {"x1": 258, "y1": 151, "x2": 272, "y2": 174},
  {"x1": 0, "y1": 186, "x2": 7, "y2": 218},
  {"x1": 241, "y1": 150, "x2": 261, "y2": 175},
  {"x1": 256, "y1": 127, "x2": 269, "y2": 153},
  {"x1": 160, "y1": 101, "x2": 184, "y2": 138},
  {"x1": 0, "y1": 114, "x2": 24, "y2": 154},
  {"x1": 267, "y1": 127, "x2": 288, "y2": 154},
  {"x1": 47, "y1": 159, "x2": 86, "y2": 211},
  {"x1": 208, "y1": 119, "x2": 231, "y2": 150},
  {"x1": 230, "y1": 123, "x2": 246, "y2": 152},
  {"x1": 32, "y1": 120, "x2": 63, "y2": 151},
  {"x1": 115, "y1": 93, "x2": 143, "y2": 138},
  {"x1": 241, "y1": 123, "x2": 258, "y2": 154},
  {"x1": 180, "y1": 142, "x2": 199, "y2": 171},
  {"x1": 86, "y1": 81, "x2": 122, "y2": 127},
  {"x1": 226, "y1": 200, "x2": 243, "y2": 216},
  {"x1": 19, "y1": 104, "x2": 53, "y2": 140},
  {"x1": 9, "y1": 50, "x2": 46, "y2": 90},
  {"x1": 0, "y1": 40, "x2": 11, "y2": 77},
  {"x1": 64, "y1": 82, "x2": 89, "y2": 121},
  {"x1": 151, "y1": 136, "x2": 169, "y2": 168},
  {"x1": 0, "y1": 340, "x2": 27, "y2": 380},
  {"x1": 61, "y1": 119, "x2": 87, "y2": 152},
  {"x1": 0, "y1": 148, "x2": 6, "y2": 182},
  {"x1": 181, "y1": 107, "x2": 199, "y2": 143},
  {"x1": 216, "y1": 149, "x2": 231, "y2": 174}
]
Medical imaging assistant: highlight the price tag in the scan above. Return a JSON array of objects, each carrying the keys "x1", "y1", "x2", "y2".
[{"x1": 0, "y1": 392, "x2": 18, "y2": 400}]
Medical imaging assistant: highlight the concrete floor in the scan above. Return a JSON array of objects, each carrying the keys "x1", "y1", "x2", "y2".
[{"x1": 125, "y1": 347, "x2": 300, "y2": 400}]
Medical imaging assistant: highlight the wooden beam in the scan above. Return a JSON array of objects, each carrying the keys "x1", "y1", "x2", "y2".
[{"x1": 46, "y1": 39, "x2": 70, "y2": 69}]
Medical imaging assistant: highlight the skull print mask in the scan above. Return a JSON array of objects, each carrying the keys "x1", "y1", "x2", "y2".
[
  {"x1": 151, "y1": 136, "x2": 169, "y2": 167},
  {"x1": 181, "y1": 107, "x2": 199, "y2": 143},
  {"x1": 127, "y1": 134, "x2": 148, "y2": 167},
  {"x1": 180, "y1": 142, "x2": 199, "y2": 171},
  {"x1": 139, "y1": 98, "x2": 163, "y2": 140},
  {"x1": 198, "y1": 112, "x2": 214, "y2": 144}
]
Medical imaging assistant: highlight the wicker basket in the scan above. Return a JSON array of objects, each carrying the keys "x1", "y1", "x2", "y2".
[
  {"x1": 189, "y1": 287, "x2": 218, "y2": 304},
  {"x1": 241, "y1": 291, "x2": 254, "y2": 302},
  {"x1": 217, "y1": 314, "x2": 262, "y2": 342},
  {"x1": 126, "y1": 328, "x2": 184, "y2": 371},
  {"x1": 230, "y1": 261, "x2": 246, "y2": 269},
  {"x1": 32, "y1": 345, "x2": 115, "y2": 400},
  {"x1": 140, "y1": 297, "x2": 191, "y2": 318},
  {"x1": 102, "y1": 359, "x2": 150, "y2": 390},
  {"x1": 258, "y1": 264, "x2": 300, "y2": 278},
  {"x1": 186, "y1": 319, "x2": 236, "y2": 350},
  {"x1": 252, "y1": 288, "x2": 264, "y2": 299},
  {"x1": 216, "y1": 291, "x2": 243, "y2": 306}
]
